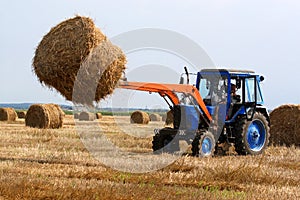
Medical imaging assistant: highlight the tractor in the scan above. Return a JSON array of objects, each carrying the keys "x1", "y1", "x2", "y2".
[{"x1": 119, "y1": 68, "x2": 270, "y2": 156}]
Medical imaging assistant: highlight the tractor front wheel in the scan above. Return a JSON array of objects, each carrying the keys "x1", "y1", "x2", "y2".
[{"x1": 192, "y1": 131, "x2": 216, "y2": 157}]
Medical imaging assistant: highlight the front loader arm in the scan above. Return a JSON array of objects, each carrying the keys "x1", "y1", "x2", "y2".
[{"x1": 118, "y1": 81, "x2": 212, "y2": 122}]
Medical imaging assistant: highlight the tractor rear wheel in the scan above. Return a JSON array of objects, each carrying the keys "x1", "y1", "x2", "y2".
[
  {"x1": 234, "y1": 112, "x2": 270, "y2": 155},
  {"x1": 192, "y1": 131, "x2": 216, "y2": 157}
]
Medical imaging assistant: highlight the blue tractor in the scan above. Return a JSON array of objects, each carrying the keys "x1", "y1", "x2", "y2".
[
  {"x1": 192, "y1": 69, "x2": 270, "y2": 156},
  {"x1": 120, "y1": 68, "x2": 270, "y2": 156}
]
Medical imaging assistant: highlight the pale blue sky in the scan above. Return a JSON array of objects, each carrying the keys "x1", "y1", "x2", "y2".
[{"x1": 1, "y1": 0, "x2": 300, "y2": 109}]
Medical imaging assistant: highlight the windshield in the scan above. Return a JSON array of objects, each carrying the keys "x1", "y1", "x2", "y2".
[
  {"x1": 176, "y1": 92, "x2": 198, "y2": 106},
  {"x1": 198, "y1": 75, "x2": 228, "y2": 105}
]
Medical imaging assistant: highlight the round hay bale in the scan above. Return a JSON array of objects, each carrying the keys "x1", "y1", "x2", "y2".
[
  {"x1": 149, "y1": 113, "x2": 162, "y2": 121},
  {"x1": 25, "y1": 104, "x2": 65, "y2": 129},
  {"x1": 79, "y1": 112, "x2": 96, "y2": 121},
  {"x1": 162, "y1": 113, "x2": 167, "y2": 122},
  {"x1": 0, "y1": 108, "x2": 17, "y2": 121},
  {"x1": 270, "y1": 104, "x2": 300, "y2": 147},
  {"x1": 74, "y1": 113, "x2": 80, "y2": 119},
  {"x1": 96, "y1": 112, "x2": 102, "y2": 119},
  {"x1": 130, "y1": 111, "x2": 150, "y2": 124},
  {"x1": 165, "y1": 110, "x2": 174, "y2": 125},
  {"x1": 33, "y1": 16, "x2": 126, "y2": 105},
  {"x1": 17, "y1": 111, "x2": 26, "y2": 119}
]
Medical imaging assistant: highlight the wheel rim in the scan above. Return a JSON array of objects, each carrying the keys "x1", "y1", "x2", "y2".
[
  {"x1": 247, "y1": 119, "x2": 266, "y2": 151},
  {"x1": 201, "y1": 136, "x2": 213, "y2": 155}
]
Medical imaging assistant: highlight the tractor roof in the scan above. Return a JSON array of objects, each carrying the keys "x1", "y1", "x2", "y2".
[{"x1": 200, "y1": 68, "x2": 255, "y2": 75}]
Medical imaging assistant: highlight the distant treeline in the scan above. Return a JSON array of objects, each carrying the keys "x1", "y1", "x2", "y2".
[
  {"x1": 0, "y1": 103, "x2": 73, "y2": 110},
  {"x1": 0, "y1": 103, "x2": 168, "y2": 116}
]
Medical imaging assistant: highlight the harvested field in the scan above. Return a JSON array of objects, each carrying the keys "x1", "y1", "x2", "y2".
[{"x1": 0, "y1": 115, "x2": 299, "y2": 199}]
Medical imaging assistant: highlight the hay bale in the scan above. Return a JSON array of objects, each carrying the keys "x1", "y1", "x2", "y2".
[
  {"x1": 130, "y1": 111, "x2": 150, "y2": 124},
  {"x1": 0, "y1": 108, "x2": 17, "y2": 121},
  {"x1": 79, "y1": 112, "x2": 96, "y2": 121},
  {"x1": 25, "y1": 104, "x2": 65, "y2": 129},
  {"x1": 165, "y1": 110, "x2": 174, "y2": 125},
  {"x1": 96, "y1": 112, "x2": 102, "y2": 119},
  {"x1": 270, "y1": 104, "x2": 300, "y2": 147},
  {"x1": 17, "y1": 111, "x2": 26, "y2": 119},
  {"x1": 162, "y1": 113, "x2": 167, "y2": 122},
  {"x1": 74, "y1": 113, "x2": 80, "y2": 119},
  {"x1": 33, "y1": 16, "x2": 126, "y2": 105},
  {"x1": 149, "y1": 113, "x2": 162, "y2": 121}
]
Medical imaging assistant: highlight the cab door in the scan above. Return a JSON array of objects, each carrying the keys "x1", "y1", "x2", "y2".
[{"x1": 244, "y1": 76, "x2": 257, "y2": 120}]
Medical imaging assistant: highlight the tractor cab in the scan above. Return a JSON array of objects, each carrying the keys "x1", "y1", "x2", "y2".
[
  {"x1": 190, "y1": 69, "x2": 270, "y2": 156},
  {"x1": 196, "y1": 69, "x2": 266, "y2": 122}
]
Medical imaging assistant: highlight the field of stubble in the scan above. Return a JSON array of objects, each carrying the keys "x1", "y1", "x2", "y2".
[{"x1": 0, "y1": 115, "x2": 299, "y2": 200}]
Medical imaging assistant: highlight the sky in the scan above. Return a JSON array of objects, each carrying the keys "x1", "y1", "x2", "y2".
[{"x1": 0, "y1": 0, "x2": 300, "y2": 109}]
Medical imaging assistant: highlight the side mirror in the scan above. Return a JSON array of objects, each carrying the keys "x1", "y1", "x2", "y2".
[{"x1": 260, "y1": 76, "x2": 265, "y2": 82}]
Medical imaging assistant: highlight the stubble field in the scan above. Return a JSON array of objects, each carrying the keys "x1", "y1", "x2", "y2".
[{"x1": 0, "y1": 115, "x2": 299, "y2": 200}]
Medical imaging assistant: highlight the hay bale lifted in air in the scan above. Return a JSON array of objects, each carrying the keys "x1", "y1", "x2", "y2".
[
  {"x1": 270, "y1": 104, "x2": 300, "y2": 147},
  {"x1": 0, "y1": 108, "x2": 17, "y2": 121},
  {"x1": 130, "y1": 111, "x2": 150, "y2": 124},
  {"x1": 96, "y1": 112, "x2": 102, "y2": 119},
  {"x1": 149, "y1": 113, "x2": 162, "y2": 121},
  {"x1": 165, "y1": 110, "x2": 174, "y2": 125},
  {"x1": 79, "y1": 112, "x2": 96, "y2": 121},
  {"x1": 25, "y1": 104, "x2": 65, "y2": 129},
  {"x1": 16, "y1": 111, "x2": 26, "y2": 119},
  {"x1": 33, "y1": 16, "x2": 126, "y2": 105}
]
